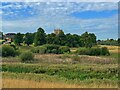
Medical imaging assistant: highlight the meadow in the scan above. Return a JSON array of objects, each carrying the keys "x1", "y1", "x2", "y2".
[{"x1": 2, "y1": 45, "x2": 119, "y2": 88}]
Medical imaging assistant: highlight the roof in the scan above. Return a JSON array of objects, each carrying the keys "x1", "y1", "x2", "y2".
[{"x1": 5, "y1": 33, "x2": 16, "y2": 35}]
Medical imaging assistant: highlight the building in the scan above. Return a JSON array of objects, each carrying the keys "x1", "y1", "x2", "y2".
[
  {"x1": 3, "y1": 33, "x2": 16, "y2": 44},
  {"x1": 4, "y1": 33, "x2": 16, "y2": 39},
  {"x1": 54, "y1": 29, "x2": 63, "y2": 35}
]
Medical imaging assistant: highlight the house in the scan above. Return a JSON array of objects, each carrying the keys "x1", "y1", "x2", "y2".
[{"x1": 3, "y1": 33, "x2": 16, "y2": 44}]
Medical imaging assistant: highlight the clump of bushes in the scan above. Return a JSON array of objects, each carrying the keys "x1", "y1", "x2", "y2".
[
  {"x1": 76, "y1": 48, "x2": 90, "y2": 55},
  {"x1": 101, "y1": 47, "x2": 110, "y2": 56},
  {"x1": 31, "y1": 46, "x2": 47, "y2": 54},
  {"x1": 20, "y1": 51, "x2": 34, "y2": 63},
  {"x1": 76, "y1": 47, "x2": 110, "y2": 56},
  {"x1": 10, "y1": 44, "x2": 18, "y2": 50},
  {"x1": 43, "y1": 44, "x2": 60, "y2": 54},
  {"x1": 2, "y1": 45, "x2": 17, "y2": 57},
  {"x1": 59, "y1": 46, "x2": 70, "y2": 54},
  {"x1": 31, "y1": 44, "x2": 71, "y2": 54}
]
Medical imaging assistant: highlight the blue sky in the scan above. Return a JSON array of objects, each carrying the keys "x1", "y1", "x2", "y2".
[{"x1": 0, "y1": 2, "x2": 118, "y2": 40}]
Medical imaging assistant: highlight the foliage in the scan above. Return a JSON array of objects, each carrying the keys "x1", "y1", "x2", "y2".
[
  {"x1": 14, "y1": 33, "x2": 23, "y2": 46},
  {"x1": 59, "y1": 46, "x2": 70, "y2": 54},
  {"x1": 10, "y1": 44, "x2": 18, "y2": 50},
  {"x1": 2, "y1": 45, "x2": 17, "y2": 57},
  {"x1": 2, "y1": 64, "x2": 118, "y2": 81},
  {"x1": 80, "y1": 32, "x2": 96, "y2": 48},
  {"x1": 76, "y1": 47, "x2": 110, "y2": 56},
  {"x1": 20, "y1": 51, "x2": 34, "y2": 62},
  {"x1": 23, "y1": 33, "x2": 34, "y2": 46},
  {"x1": 34, "y1": 27, "x2": 46, "y2": 46},
  {"x1": 97, "y1": 39, "x2": 118, "y2": 46},
  {"x1": 65, "y1": 34, "x2": 81, "y2": 47},
  {"x1": 31, "y1": 46, "x2": 47, "y2": 54},
  {"x1": 76, "y1": 48, "x2": 90, "y2": 55},
  {"x1": 101, "y1": 47, "x2": 110, "y2": 56},
  {"x1": 42, "y1": 44, "x2": 60, "y2": 54}
]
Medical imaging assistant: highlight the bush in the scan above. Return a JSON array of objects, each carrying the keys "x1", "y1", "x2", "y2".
[
  {"x1": 10, "y1": 44, "x2": 18, "y2": 50},
  {"x1": 42, "y1": 44, "x2": 60, "y2": 50},
  {"x1": 38, "y1": 46, "x2": 47, "y2": 54},
  {"x1": 31, "y1": 47, "x2": 39, "y2": 53},
  {"x1": 101, "y1": 47, "x2": 110, "y2": 56},
  {"x1": 42, "y1": 44, "x2": 60, "y2": 54},
  {"x1": 2, "y1": 45, "x2": 16, "y2": 57},
  {"x1": 31, "y1": 46, "x2": 47, "y2": 54},
  {"x1": 59, "y1": 46, "x2": 70, "y2": 54},
  {"x1": 76, "y1": 48, "x2": 90, "y2": 55},
  {"x1": 20, "y1": 51, "x2": 34, "y2": 62},
  {"x1": 89, "y1": 47, "x2": 101, "y2": 56},
  {"x1": 76, "y1": 47, "x2": 110, "y2": 56}
]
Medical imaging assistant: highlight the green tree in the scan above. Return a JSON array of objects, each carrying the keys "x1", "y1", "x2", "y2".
[
  {"x1": 54, "y1": 30, "x2": 66, "y2": 46},
  {"x1": 46, "y1": 33, "x2": 56, "y2": 44},
  {"x1": 80, "y1": 32, "x2": 96, "y2": 48},
  {"x1": 14, "y1": 33, "x2": 23, "y2": 46},
  {"x1": 23, "y1": 33, "x2": 34, "y2": 46},
  {"x1": 34, "y1": 27, "x2": 46, "y2": 46}
]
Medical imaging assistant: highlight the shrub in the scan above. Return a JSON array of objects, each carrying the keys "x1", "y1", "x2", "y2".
[
  {"x1": 89, "y1": 47, "x2": 101, "y2": 56},
  {"x1": 101, "y1": 47, "x2": 110, "y2": 56},
  {"x1": 42, "y1": 44, "x2": 60, "y2": 54},
  {"x1": 38, "y1": 46, "x2": 47, "y2": 54},
  {"x1": 2, "y1": 45, "x2": 16, "y2": 57},
  {"x1": 20, "y1": 51, "x2": 34, "y2": 62},
  {"x1": 76, "y1": 47, "x2": 110, "y2": 56},
  {"x1": 59, "y1": 46, "x2": 70, "y2": 54},
  {"x1": 10, "y1": 44, "x2": 18, "y2": 50},
  {"x1": 51, "y1": 49, "x2": 58, "y2": 54},
  {"x1": 31, "y1": 47, "x2": 39, "y2": 53},
  {"x1": 76, "y1": 48, "x2": 90, "y2": 55},
  {"x1": 42, "y1": 44, "x2": 60, "y2": 50},
  {"x1": 31, "y1": 46, "x2": 47, "y2": 54}
]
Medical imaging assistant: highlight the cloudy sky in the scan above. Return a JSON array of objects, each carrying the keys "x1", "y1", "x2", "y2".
[{"x1": 0, "y1": 2, "x2": 118, "y2": 40}]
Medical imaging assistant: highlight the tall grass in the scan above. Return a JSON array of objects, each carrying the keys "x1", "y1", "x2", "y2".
[
  {"x1": 2, "y1": 72, "x2": 118, "y2": 88},
  {"x1": 3, "y1": 78, "x2": 117, "y2": 88}
]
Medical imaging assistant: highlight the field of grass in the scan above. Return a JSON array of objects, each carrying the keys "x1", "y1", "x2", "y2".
[{"x1": 2, "y1": 45, "x2": 119, "y2": 88}]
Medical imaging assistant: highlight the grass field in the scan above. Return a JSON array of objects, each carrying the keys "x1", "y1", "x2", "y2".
[{"x1": 2, "y1": 45, "x2": 119, "y2": 88}]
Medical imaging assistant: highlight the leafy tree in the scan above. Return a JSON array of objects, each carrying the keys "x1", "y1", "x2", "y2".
[
  {"x1": 23, "y1": 33, "x2": 34, "y2": 46},
  {"x1": 54, "y1": 30, "x2": 66, "y2": 46},
  {"x1": 80, "y1": 32, "x2": 96, "y2": 48},
  {"x1": 46, "y1": 33, "x2": 56, "y2": 44},
  {"x1": 14, "y1": 33, "x2": 23, "y2": 46},
  {"x1": 34, "y1": 27, "x2": 46, "y2": 46}
]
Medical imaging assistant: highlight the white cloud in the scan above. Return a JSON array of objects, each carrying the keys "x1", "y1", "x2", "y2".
[
  {"x1": 1, "y1": 2, "x2": 118, "y2": 17},
  {"x1": 1, "y1": 2, "x2": 118, "y2": 39},
  {"x1": 0, "y1": 0, "x2": 119, "y2": 2}
]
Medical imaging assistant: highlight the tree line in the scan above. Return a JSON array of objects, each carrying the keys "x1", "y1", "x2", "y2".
[{"x1": 13, "y1": 27, "x2": 97, "y2": 48}]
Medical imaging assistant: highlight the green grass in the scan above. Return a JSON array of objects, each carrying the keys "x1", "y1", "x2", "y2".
[
  {"x1": 2, "y1": 45, "x2": 118, "y2": 88},
  {"x1": 2, "y1": 63, "x2": 118, "y2": 81}
]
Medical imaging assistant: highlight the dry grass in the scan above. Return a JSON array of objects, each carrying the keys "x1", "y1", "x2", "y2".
[
  {"x1": 34, "y1": 54, "x2": 116, "y2": 64},
  {"x1": 100, "y1": 45, "x2": 119, "y2": 53},
  {"x1": 2, "y1": 78, "x2": 83, "y2": 88},
  {"x1": 2, "y1": 78, "x2": 117, "y2": 88}
]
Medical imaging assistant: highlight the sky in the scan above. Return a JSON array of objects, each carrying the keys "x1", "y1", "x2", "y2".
[{"x1": 0, "y1": 2, "x2": 118, "y2": 40}]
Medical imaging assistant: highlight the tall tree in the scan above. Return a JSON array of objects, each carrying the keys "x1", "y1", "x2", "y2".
[
  {"x1": 14, "y1": 33, "x2": 23, "y2": 46},
  {"x1": 54, "y1": 30, "x2": 66, "y2": 46},
  {"x1": 23, "y1": 33, "x2": 34, "y2": 46},
  {"x1": 80, "y1": 32, "x2": 96, "y2": 48},
  {"x1": 46, "y1": 33, "x2": 56, "y2": 44},
  {"x1": 34, "y1": 27, "x2": 46, "y2": 46}
]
